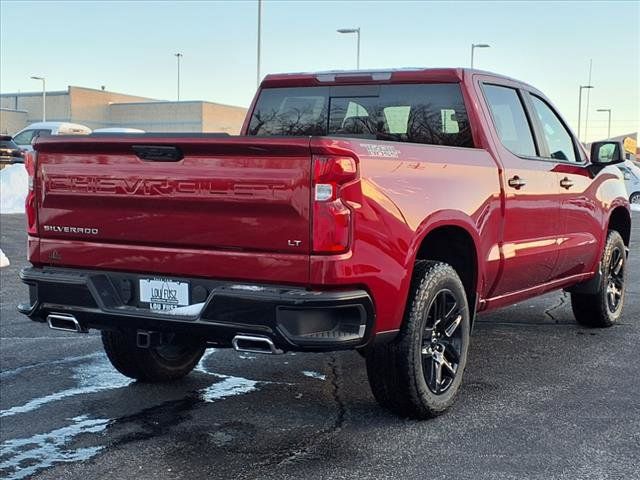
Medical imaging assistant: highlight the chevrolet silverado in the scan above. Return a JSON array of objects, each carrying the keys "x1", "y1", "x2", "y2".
[{"x1": 18, "y1": 68, "x2": 631, "y2": 418}]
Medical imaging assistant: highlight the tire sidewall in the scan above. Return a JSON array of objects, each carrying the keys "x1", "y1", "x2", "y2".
[
  {"x1": 149, "y1": 345, "x2": 205, "y2": 371},
  {"x1": 409, "y1": 268, "x2": 471, "y2": 411},
  {"x1": 102, "y1": 329, "x2": 205, "y2": 382},
  {"x1": 598, "y1": 231, "x2": 627, "y2": 324}
]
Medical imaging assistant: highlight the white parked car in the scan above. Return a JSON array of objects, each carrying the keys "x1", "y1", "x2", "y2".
[
  {"x1": 618, "y1": 160, "x2": 640, "y2": 205},
  {"x1": 92, "y1": 128, "x2": 145, "y2": 134},
  {"x1": 12, "y1": 122, "x2": 91, "y2": 150}
]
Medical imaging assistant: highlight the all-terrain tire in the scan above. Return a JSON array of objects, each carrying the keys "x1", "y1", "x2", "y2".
[
  {"x1": 571, "y1": 230, "x2": 627, "y2": 328},
  {"x1": 102, "y1": 329, "x2": 205, "y2": 382},
  {"x1": 366, "y1": 261, "x2": 471, "y2": 419}
]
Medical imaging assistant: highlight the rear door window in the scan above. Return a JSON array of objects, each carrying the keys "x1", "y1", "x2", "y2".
[
  {"x1": 483, "y1": 84, "x2": 537, "y2": 157},
  {"x1": 248, "y1": 84, "x2": 474, "y2": 148}
]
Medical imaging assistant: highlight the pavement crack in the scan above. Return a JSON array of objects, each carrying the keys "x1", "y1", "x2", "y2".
[
  {"x1": 544, "y1": 292, "x2": 567, "y2": 323},
  {"x1": 328, "y1": 354, "x2": 346, "y2": 433},
  {"x1": 273, "y1": 354, "x2": 345, "y2": 467}
]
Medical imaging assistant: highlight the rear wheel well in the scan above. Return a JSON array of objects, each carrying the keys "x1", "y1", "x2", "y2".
[
  {"x1": 608, "y1": 207, "x2": 631, "y2": 246},
  {"x1": 415, "y1": 226, "x2": 478, "y2": 314}
]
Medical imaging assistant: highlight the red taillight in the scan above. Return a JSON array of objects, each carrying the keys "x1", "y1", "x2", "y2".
[
  {"x1": 24, "y1": 151, "x2": 38, "y2": 234},
  {"x1": 312, "y1": 155, "x2": 358, "y2": 254}
]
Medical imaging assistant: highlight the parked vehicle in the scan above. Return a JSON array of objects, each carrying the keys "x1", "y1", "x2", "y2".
[
  {"x1": 13, "y1": 122, "x2": 91, "y2": 150},
  {"x1": 617, "y1": 161, "x2": 640, "y2": 204},
  {"x1": 93, "y1": 128, "x2": 145, "y2": 134},
  {"x1": 18, "y1": 68, "x2": 631, "y2": 419},
  {"x1": 0, "y1": 135, "x2": 24, "y2": 168}
]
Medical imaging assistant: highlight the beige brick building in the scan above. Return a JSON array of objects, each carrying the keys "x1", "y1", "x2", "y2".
[
  {"x1": 0, "y1": 86, "x2": 247, "y2": 135},
  {"x1": 0, "y1": 108, "x2": 28, "y2": 135}
]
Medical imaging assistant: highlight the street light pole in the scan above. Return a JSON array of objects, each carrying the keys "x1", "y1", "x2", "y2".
[
  {"x1": 30, "y1": 76, "x2": 46, "y2": 121},
  {"x1": 577, "y1": 85, "x2": 594, "y2": 143},
  {"x1": 470, "y1": 43, "x2": 490, "y2": 69},
  {"x1": 337, "y1": 27, "x2": 361, "y2": 69},
  {"x1": 257, "y1": 0, "x2": 262, "y2": 88},
  {"x1": 175, "y1": 53, "x2": 183, "y2": 101},
  {"x1": 597, "y1": 108, "x2": 612, "y2": 140},
  {"x1": 356, "y1": 28, "x2": 360, "y2": 70}
]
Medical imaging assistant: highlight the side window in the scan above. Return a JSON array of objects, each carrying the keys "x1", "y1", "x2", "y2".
[
  {"x1": 530, "y1": 95, "x2": 577, "y2": 162},
  {"x1": 32, "y1": 129, "x2": 52, "y2": 142},
  {"x1": 12, "y1": 130, "x2": 34, "y2": 146},
  {"x1": 483, "y1": 85, "x2": 537, "y2": 157}
]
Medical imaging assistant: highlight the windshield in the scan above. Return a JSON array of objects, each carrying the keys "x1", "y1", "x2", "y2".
[
  {"x1": 0, "y1": 138, "x2": 19, "y2": 149},
  {"x1": 248, "y1": 83, "x2": 474, "y2": 148}
]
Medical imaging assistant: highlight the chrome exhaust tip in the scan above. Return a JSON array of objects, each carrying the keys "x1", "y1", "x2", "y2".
[
  {"x1": 232, "y1": 335, "x2": 283, "y2": 355},
  {"x1": 46, "y1": 313, "x2": 87, "y2": 333}
]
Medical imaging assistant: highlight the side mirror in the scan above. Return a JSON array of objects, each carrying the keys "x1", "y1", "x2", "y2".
[{"x1": 590, "y1": 141, "x2": 625, "y2": 166}]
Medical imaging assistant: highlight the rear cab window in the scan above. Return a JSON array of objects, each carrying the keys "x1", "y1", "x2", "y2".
[{"x1": 248, "y1": 84, "x2": 474, "y2": 148}]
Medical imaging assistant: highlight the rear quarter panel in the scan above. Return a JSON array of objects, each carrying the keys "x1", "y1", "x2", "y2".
[{"x1": 309, "y1": 138, "x2": 502, "y2": 333}]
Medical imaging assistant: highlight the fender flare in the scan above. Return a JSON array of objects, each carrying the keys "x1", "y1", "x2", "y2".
[{"x1": 403, "y1": 210, "x2": 484, "y2": 309}]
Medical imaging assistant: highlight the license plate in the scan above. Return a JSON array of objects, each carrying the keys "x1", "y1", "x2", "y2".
[{"x1": 139, "y1": 278, "x2": 189, "y2": 311}]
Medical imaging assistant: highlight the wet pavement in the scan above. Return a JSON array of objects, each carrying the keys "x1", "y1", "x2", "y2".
[{"x1": 1, "y1": 213, "x2": 639, "y2": 479}]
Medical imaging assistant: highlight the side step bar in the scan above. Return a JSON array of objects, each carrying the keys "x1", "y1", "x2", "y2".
[
  {"x1": 232, "y1": 335, "x2": 283, "y2": 355},
  {"x1": 47, "y1": 313, "x2": 87, "y2": 333}
]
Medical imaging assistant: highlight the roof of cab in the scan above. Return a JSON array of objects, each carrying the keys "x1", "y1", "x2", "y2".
[{"x1": 260, "y1": 67, "x2": 528, "y2": 89}]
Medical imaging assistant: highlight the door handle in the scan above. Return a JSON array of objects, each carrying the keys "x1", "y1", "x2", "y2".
[
  {"x1": 508, "y1": 175, "x2": 526, "y2": 190},
  {"x1": 560, "y1": 177, "x2": 574, "y2": 189}
]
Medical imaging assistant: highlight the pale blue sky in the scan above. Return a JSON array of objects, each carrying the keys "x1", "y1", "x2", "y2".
[{"x1": 1, "y1": 0, "x2": 638, "y2": 141}]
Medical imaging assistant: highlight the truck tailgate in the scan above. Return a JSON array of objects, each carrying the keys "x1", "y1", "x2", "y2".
[{"x1": 33, "y1": 136, "x2": 312, "y2": 281}]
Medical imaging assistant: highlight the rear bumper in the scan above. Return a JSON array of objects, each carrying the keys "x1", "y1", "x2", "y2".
[{"x1": 18, "y1": 267, "x2": 375, "y2": 352}]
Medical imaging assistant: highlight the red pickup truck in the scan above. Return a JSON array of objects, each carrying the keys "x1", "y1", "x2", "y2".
[{"x1": 19, "y1": 68, "x2": 631, "y2": 419}]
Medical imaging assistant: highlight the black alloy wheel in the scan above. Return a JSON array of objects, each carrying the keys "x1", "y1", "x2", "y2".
[
  {"x1": 605, "y1": 245, "x2": 625, "y2": 314},
  {"x1": 421, "y1": 289, "x2": 464, "y2": 395}
]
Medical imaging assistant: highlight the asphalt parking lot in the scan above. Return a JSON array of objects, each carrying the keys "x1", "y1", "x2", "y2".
[{"x1": 1, "y1": 212, "x2": 638, "y2": 480}]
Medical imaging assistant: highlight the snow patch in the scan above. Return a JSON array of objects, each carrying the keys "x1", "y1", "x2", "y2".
[
  {"x1": 0, "y1": 415, "x2": 109, "y2": 480},
  {"x1": 0, "y1": 164, "x2": 28, "y2": 214},
  {"x1": 302, "y1": 370, "x2": 326, "y2": 381},
  {"x1": 200, "y1": 375, "x2": 258, "y2": 402},
  {"x1": 0, "y1": 353, "x2": 102, "y2": 380},
  {"x1": 195, "y1": 349, "x2": 260, "y2": 401},
  {"x1": 0, "y1": 356, "x2": 132, "y2": 418},
  {"x1": 631, "y1": 204, "x2": 640, "y2": 212},
  {"x1": 0, "y1": 249, "x2": 9, "y2": 268}
]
